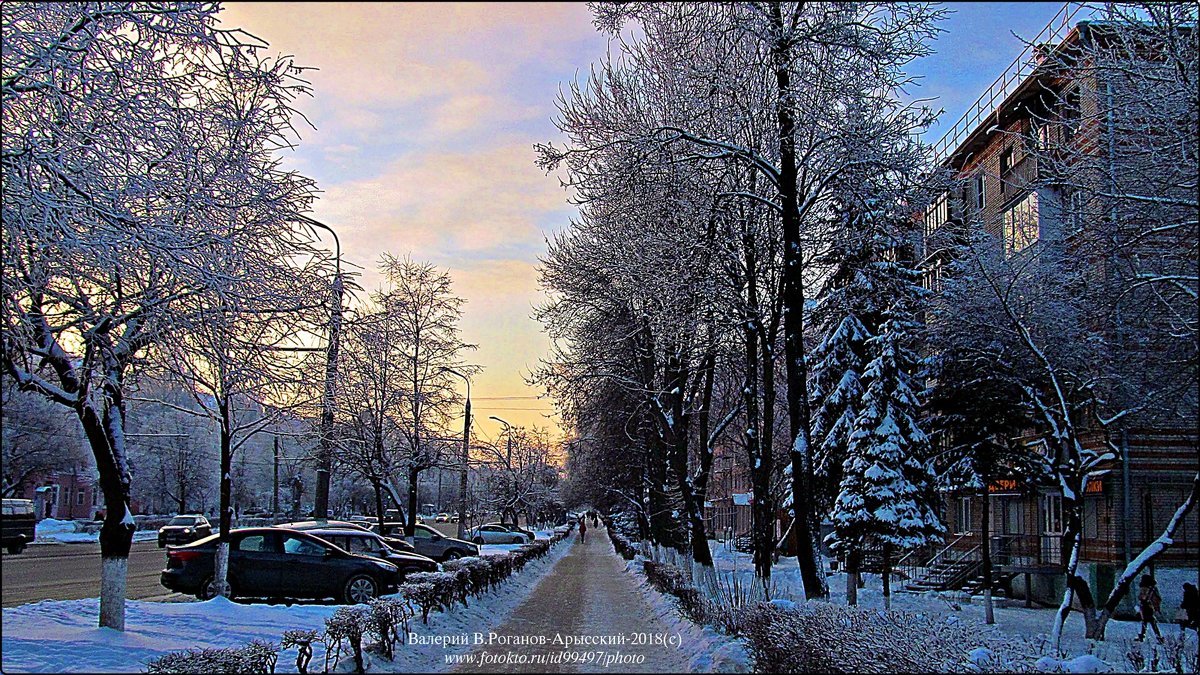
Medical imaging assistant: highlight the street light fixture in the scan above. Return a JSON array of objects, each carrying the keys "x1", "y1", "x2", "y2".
[
  {"x1": 291, "y1": 213, "x2": 343, "y2": 520},
  {"x1": 489, "y1": 416, "x2": 513, "y2": 468},
  {"x1": 439, "y1": 367, "x2": 471, "y2": 539}
]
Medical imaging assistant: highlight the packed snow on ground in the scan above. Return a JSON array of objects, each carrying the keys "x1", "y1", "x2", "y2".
[
  {"x1": 32, "y1": 519, "x2": 159, "y2": 545},
  {"x1": 2, "y1": 537, "x2": 575, "y2": 673}
]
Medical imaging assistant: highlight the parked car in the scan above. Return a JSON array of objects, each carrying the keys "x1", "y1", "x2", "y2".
[
  {"x1": 379, "y1": 523, "x2": 477, "y2": 561},
  {"x1": 435, "y1": 513, "x2": 449, "y2": 523},
  {"x1": 157, "y1": 515, "x2": 213, "y2": 548},
  {"x1": 483, "y1": 522, "x2": 535, "y2": 543},
  {"x1": 2, "y1": 499, "x2": 36, "y2": 554},
  {"x1": 304, "y1": 528, "x2": 438, "y2": 577},
  {"x1": 450, "y1": 513, "x2": 460, "y2": 523},
  {"x1": 275, "y1": 519, "x2": 416, "y2": 553},
  {"x1": 160, "y1": 527, "x2": 400, "y2": 603},
  {"x1": 469, "y1": 524, "x2": 530, "y2": 545}
]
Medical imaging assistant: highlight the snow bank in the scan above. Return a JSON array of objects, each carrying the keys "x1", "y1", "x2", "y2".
[{"x1": 32, "y1": 519, "x2": 159, "y2": 545}]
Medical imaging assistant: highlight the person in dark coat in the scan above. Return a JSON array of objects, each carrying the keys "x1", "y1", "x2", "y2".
[
  {"x1": 1180, "y1": 582, "x2": 1199, "y2": 632},
  {"x1": 1136, "y1": 574, "x2": 1163, "y2": 642},
  {"x1": 578, "y1": 514, "x2": 587, "y2": 542}
]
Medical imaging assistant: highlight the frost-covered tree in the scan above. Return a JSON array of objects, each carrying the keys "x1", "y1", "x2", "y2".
[
  {"x1": 2, "y1": 3, "x2": 319, "y2": 629},
  {"x1": 379, "y1": 256, "x2": 474, "y2": 537}
]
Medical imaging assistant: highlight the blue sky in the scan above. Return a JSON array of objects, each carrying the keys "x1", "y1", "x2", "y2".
[{"x1": 220, "y1": 2, "x2": 1075, "y2": 441}]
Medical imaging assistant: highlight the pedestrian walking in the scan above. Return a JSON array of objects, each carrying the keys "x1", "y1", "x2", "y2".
[
  {"x1": 1178, "y1": 582, "x2": 1199, "y2": 633},
  {"x1": 1136, "y1": 573, "x2": 1163, "y2": 642},
  {"x1": 579, "y1": 514, "x2": 587, "y2": 543},
  {"x1": 591, "y1": 511, "x2": 599, "y2": 527}
]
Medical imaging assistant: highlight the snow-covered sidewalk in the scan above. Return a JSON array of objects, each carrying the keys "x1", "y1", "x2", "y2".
[
  {"x1": 450, "y1": 525, "x2": 696, "y2": 673},
  {"x1": 1, "y1": 536, "x2": 574, "y2": 673}
]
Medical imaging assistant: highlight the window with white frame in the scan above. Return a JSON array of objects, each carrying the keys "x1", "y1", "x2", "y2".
[
  {"x1": 1041, "y1": 493, "x2": 1064, "y2": 535},
  {"x1": 1003, "y1": 191, "x2": 1039, "y2": 256},
  {"x1": 956, "y1": 496, "x2": 973, "y2": 534},
  {"x1": 974, "y1": 172, "x2": 986, "y2": 211}
]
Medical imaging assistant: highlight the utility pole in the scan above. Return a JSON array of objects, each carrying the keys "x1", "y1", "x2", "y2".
[
  {"x1": 293, "y1": 214, "x2": 343, "y2": 520},
  {"x1": 272, "y1": 436, "x2": 280, "y2": 515},
  {"x1": 440, "y1": 367, "x2": 472, "y2": 539},
  {"x1": 490, "y1": 416, "x2": 514, "y2": 524}
]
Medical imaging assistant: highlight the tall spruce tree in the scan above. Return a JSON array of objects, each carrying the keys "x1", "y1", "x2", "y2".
[{"x1": 824, "y1": 200, "x2": 944, "y2": 608}]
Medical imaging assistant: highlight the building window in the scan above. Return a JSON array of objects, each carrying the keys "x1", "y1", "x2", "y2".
[
  {"x1": 1066, "y1": 191, "x2": 1084, "y2": 236},
  {"x1": 1003, "y1": 191, "x2": 1039, "y2": 256},
  {"x1": 1061, "y1": 88, "x2": 1079, "y2": 142},
  {"x1": 999, "y1": 147, "x2": 1013, "y2": 194},
  {"x1": 974, "y1": 172, "x2": 986, "y2": 211},
  {"x1": 923, "y1": 259, "x2": 945, "y2": 293},
  {"x1": 956, "y1": 496, "x2": 973, "y2": 535},
  {"x1": 924, "y1": 191, "x2": 949, "y2": 238},
  {"x1": 1042, "y1": 493, "x2": 1064, "y2": 535},
  {"x1": 77, "y1": 491, "x2": 86, "y2": 506}
]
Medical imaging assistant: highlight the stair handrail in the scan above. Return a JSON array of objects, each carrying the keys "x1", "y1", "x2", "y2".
[{"x1": 897, "y1": 533, "x2": 967, "y2": 581}]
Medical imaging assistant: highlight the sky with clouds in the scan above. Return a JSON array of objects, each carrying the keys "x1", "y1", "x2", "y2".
[{"x1": 218, "y1": 1, "x2": 1070, "y2": 443}]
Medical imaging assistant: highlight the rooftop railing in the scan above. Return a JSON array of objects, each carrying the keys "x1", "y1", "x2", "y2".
[{"x1": 927, "y1": 2, "x2": 1099, "y2": 165}]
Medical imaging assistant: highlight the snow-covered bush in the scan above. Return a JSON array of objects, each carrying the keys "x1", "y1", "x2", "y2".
[
  {"x1": 323, "y1": 606, "x2": 369, "y2": 673},
  {"x1": 401, "y1": 581, "x2": 441, "y2": 624},
  {"x1": 144, "y1": 639, "x2": 278, "y2": 674},
  {"x1": 737, "y1": 602, "x2": 1009, "y2": 673},
  {"x1": 610, "y1": 530, "x2": 638, "y2": 560},
  {"x1": 365, "y1": 598, "x2": 410, "y2": 661},
  {"x1": 279, "y1": 629, "x2": 318, "y2": 674},
  {"x1": 406, "y1": 571, "x2": 461, "y2": 613},
  {"x1": 485, "y1": 552, "x2": 514, "y2": 590},
  {"x1": 443, "y1": 557, "x2": 492, "y2": 596},
  {"x1": 1121, "y1": 633, "x2": 1197, "y2": 675}
]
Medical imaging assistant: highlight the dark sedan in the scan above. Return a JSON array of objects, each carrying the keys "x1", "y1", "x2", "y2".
[
  {"x1": 275, "y1": 519, "x2": 416, "y2": 553},
  {"x1": 160, "y1": 527, "x2": 400, "y2": 604},
  {"x1": 304, "y1": 528, "x2": 438, "y2": 577},
  {"x1": 157, "y1": 515, "x2": 212, "y2": 548}
]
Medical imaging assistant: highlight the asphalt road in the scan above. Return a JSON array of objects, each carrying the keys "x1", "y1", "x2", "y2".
[
  {"x1": 0, "y1": 521, "x2": 511, "y2": 608},
  {"x1": 1, "y1": 540, "x2": 190, "y2": 608}
]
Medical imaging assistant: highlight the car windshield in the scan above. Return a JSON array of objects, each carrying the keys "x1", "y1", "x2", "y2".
[{"x1": 168, "y1": 517, "x2": 197, "y2": 526}]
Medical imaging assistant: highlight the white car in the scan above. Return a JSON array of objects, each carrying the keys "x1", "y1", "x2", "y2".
[{"x1": 469, "y1": 524, "x2": 532, "y2": 545}]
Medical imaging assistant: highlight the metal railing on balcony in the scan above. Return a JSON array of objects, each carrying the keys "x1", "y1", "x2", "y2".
[{"x1": 927, "y1": 2, "x2": 1097, "y2": 165}]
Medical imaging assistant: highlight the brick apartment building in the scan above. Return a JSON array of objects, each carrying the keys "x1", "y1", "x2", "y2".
[{"x1": 916, "y1": 7, "x2": 1198, "y2": 606}]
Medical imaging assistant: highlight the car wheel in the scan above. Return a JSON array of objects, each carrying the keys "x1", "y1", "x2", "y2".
[
  {"x1": 511, "y1": 536, "x2": 523, "y2": 544},
  {"x1": 443, "y1": 550, "x2": 463, "y2": 561},
  {"x1": 343, "y1": 574, "x2": 378, "y2": 604},
  {"x1": 157, "y1": 541, "x2": 165, "y2": 549},
  {"x1": 472, "y1": 536, "x2": 484, "y2": 544},
  {"x1": 7, "y1": 543, "x2": 25, "y2": 554},
  {"x1": 198, "y1": 576, "x2": 236, "y2": 601}
]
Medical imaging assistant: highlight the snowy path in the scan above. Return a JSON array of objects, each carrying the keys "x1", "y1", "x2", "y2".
[{"x1": 452, "y1": 525, "x2": 690, "y2": 673}]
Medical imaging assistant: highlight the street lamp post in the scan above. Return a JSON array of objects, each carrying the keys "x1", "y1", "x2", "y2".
[
  {"x1": 292, "y1": 214, "x2": 342, "y2": 520},
  {"x1": 440, "y1": 367, "x2": 471, "y2": 539},
  {"x1": 489, "y1": 416, "x2": 515, "y2": 524},
  {"x1": 489, "y1": 416, "x2": 513, "y2": 468}
]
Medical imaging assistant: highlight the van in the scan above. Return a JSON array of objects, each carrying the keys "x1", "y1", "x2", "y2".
[{"x1": 2, "y1": 499, "x2": 37, "y2": 554}]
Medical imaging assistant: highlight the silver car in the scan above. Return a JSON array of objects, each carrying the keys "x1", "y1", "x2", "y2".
[{"x1": 469, "y1": 524, "x2": 531, "y2": 545}]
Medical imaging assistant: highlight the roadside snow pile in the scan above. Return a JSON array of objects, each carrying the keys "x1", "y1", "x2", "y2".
[{"x1": 33, "y1": 519, "x2": 159, "y2": 545}]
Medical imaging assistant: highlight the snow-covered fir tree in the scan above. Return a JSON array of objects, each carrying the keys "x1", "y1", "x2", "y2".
[
  {"x1": 824, "y1": 213, "x2": 944, "y2": 608},
  {"x1": 810, "y1": 199, "x2": 887, "y2": 513}
]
